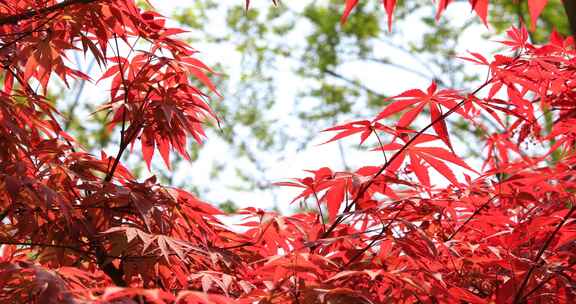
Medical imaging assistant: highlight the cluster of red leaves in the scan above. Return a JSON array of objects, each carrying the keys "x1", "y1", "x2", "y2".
[
  {"x1": 337, "y1": 0, "x2": 550, "y2": 31},
  {"x1": 0, "y1": 0, "x2": 574, "y2": 304}
]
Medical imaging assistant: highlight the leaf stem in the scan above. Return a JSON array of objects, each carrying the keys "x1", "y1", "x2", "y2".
[
  {"x1": 447, "y1": 196, "x2": 496, "y2": 241},
  {"x1": 317, "y1": 79, "x2": 493, "y2": 243},
  {"x1": 512, "y1": 204, "x2": 575, "y2": 303},
  {"x1": 0, "y1": 0, "x2": 99, "y2": 26},
  {"x1": 311, "y1": 187, "x2": 327, "y2": 233},
  {"x1": 341, "y1": 202, "x2": 405, "y2": 268}
]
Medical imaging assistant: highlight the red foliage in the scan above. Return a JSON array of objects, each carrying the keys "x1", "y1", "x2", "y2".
[{"x1": 0, "y1": 0, "x2": 574, "y2": 303}]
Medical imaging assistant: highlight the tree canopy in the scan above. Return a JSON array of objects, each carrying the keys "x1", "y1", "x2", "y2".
[{"x1": 0, "y1": 0, "x2": 575, "y2": 303}]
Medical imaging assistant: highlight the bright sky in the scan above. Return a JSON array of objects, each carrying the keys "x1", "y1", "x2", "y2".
[{"x1": 77, "y1": 1, "x2": 502, "y2": 214}]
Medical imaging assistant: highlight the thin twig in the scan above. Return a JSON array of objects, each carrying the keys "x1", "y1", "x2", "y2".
[
  {"x1": 316, "y1": 78, "x2": 493, "y2": 245},
  {"x1": 103, "y1": 35, "x2": 131, "y2": 183},
  {"x1": 325, "y1": 69, "x2": 386, "y2": 99},
  {"x1": 446, "y1": 196, "x2": 496, "y2": 241},
  {"x1": 0, "y1": 0, "x2": 99, "y2": 26},
  {"x1": 341, "y1": 202, "x2": 406, "y2": 268},
  {"x1": 512, "y1": 204, "x2": 575, "y2": 303},
  {"x1": 311, "y1": 188, "x2": 327, "y2": 233}
]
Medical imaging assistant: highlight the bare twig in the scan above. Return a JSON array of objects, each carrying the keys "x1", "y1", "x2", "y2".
[
  {"x1": 446, "y1": 196, "x2": 496, "y2": 241},
  {"x1": 0, "y1": 0, "x2": 99, "y2": 26},
  {"x1": 316, "y1": 78, "x2": 493, "y2": 244},
  {"x1": 512, "y1": 204, "x2": 575, "y2": 303}
]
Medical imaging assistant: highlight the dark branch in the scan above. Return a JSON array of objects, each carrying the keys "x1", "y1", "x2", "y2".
[
  {"x1": 447, "y1": 196, "x2": 496, "y2": 241},
  {"x1": 512, "y1": 205, "x2": 575, "y2": 303},
  {"x1": 0, "y1": 0, "x2": 99, "y2": 26},
  {"x1": 0, "y1": 240, "x2": 95, "y2": 258},
  {"x1": 316, "y1": 78, "x2": 493, "y2": 244},
  {"x1": 563, "y1": 0, "x2": 576, "y2": 37},
  {"x1": 325, "y1": 69, "x2": 386, "y2": 99}
]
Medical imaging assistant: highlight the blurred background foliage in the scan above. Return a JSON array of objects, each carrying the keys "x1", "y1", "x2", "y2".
[{"x1": 56, "y1": 0, "x2": 570, "y2": 213}]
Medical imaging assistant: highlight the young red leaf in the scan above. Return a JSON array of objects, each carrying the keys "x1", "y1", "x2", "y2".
[
  {"x1": 341, "y1": 0, "x2": 359, "y2": 24},
  {"x1": 383, "y1": 0, "x2": 397, "y2": 31},
  {"x1": 528, "y1": 0, "x2": 549, "y2": 31},
  {"x1": 469, "y1": 0, "x2": 489, "y2": 25}
]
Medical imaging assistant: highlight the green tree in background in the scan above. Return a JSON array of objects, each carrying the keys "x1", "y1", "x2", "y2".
[{"x1": 57, "y1": 0, "x2": 571, "y2": 212}]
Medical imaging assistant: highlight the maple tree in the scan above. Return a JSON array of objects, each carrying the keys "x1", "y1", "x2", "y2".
[
  {"x1": 0, "y1": 0, "x2": 575, "y2": 303},
  {"x1": 164, "y1": 0, "x2": 570, "y2": 204}
]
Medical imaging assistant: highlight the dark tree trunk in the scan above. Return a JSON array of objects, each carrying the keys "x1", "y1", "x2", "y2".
[{"x1": 564, "y1": 0, "x2": 576, "y2": 36}]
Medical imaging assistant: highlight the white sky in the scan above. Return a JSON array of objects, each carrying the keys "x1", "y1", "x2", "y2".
[{"x1": 75, "y1": 1, "x2": 502, "y2": 214}]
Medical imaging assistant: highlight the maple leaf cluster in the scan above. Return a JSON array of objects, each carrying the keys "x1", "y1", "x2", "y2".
[{"x1": 0, "y1": 0, "x2": 574, "y2": 303}]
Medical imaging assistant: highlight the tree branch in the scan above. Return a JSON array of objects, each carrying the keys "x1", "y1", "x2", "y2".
[
  {"x1": 315, "y1": 78, "x2": 493, "y2": 244},
  {"x1": 365, "y1": 57, "x2": 440, "y2": 83},
  {"x1": 446, "y1": 196, "x2": 496, "y2": 241},
  {"x1": 563, "y1": 0, "x2": 576, "y2": 37},
  {"x1": 324, "y1": 69, "x2": 386, "y2": 99},
  {"x1": 512, "y1": 204, "x2": 575, "y2": 303},
  {"x1": 0, "y1": 240, "x2": 96, "y2": 259},
  {"x1": 341, "y1": 203, "x2": 406, "y2": 268},
  {"x1": 0, "y1": 0, "x2": 99, "y2": 26}
]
